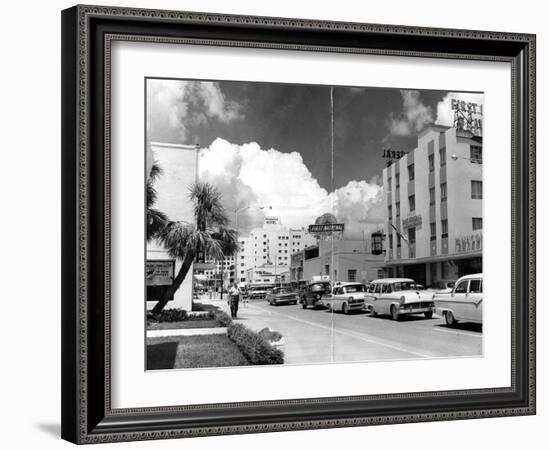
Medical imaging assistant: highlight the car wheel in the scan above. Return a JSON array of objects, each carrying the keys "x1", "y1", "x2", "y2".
[
  {"x1": 424, "y1": 311, "x2": 434, "y2": 319},
  {"x1": 445, "y1": 311, "x2": 457, "y2": 326},
  {"x1": 342, "y1": 302, "x2": 349, "y2": 314},
  {"x1": 391, "y1": 305, "x2": 401, "y2": 321}
]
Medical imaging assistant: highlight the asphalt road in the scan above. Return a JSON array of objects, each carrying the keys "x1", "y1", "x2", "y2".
[{"x1": 213, "y1": 297, "x2": 482, "y2": 365}]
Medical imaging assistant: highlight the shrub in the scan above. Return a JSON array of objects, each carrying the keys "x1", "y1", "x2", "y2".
[
  {"x1": 227, "y1": 323, "x2": 284, "y2": 365},
  {"x1": 213, "y1": 311, "x2": 233, "y2": 327},
  {"x1": 153, "y1": 308, "x2": 188, "y2": 322}
]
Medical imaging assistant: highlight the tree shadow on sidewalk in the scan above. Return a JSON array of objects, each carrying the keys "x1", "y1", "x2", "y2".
[{"x1": 147, "y1": 341, "x2": 179, "y2": 370}]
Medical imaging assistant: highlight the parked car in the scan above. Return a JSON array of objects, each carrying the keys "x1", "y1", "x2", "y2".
[
  {"x1": 433, "y1": 274, "x2": 483, "y2": 325},
  {"x1": 266, "y1": 287, "x2": 299, "y2": 306},
  {"x1": 247, "y1": 285, "x2": 270, "y2": 300},
  {"x1": 323, "y1": 282, "x2": 367, "y2": 314},
  {"x1": 364, "y1": 278, "x2": 435, "y2": 320},
  {"x1": 299, "y1": 281, "x2": 332, "y2": 309},
  {"x1": 428, "y1": 279, "x2": 456, "y2": 293}
]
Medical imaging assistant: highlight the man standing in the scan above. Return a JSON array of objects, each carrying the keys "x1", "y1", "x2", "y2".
[{"x1": 228, "y1": 283, "x2": 240, "y2": 318}]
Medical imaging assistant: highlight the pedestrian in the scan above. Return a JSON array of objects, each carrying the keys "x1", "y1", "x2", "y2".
[{"x1": 228, "y1": 283, "x2": 240, "y2": 318}]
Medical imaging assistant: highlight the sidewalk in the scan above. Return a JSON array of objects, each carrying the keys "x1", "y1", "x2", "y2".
[{"x1": 147, "y1": 327, "x2": 227, "y2": 338}]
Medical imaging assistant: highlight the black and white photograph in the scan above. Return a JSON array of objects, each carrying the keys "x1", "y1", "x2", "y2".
[{"x1": 145, "y1": 79, "x2": 484, "y2": 370}]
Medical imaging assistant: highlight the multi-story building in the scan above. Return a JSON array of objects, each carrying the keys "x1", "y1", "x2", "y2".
[
  {"x1": 234, "y1": 216, "x2": 317, "y2": 285},
  {"x1": 290, "y1": 238, "x2": 385, "y2": 284},
  {"x1": 382, "y1": 124, "x2": 483, "y2": 286}
]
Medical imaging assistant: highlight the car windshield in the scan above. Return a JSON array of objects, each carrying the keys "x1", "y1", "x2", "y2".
[
  {"x1": 344, "y1": 284, "x2": 367, "y2": 293},
  {"x1": 274, "y1": 288, "x2": 292, "y2": 294},
  {"x1": 311, "y1": 283, "x2": 330, "y2": 291},
  {"x1": 392, "y1": 281, "x2": 416, "y2": 292}
]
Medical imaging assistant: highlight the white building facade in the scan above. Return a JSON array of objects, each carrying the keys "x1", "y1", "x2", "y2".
[
  {"x1": 382, "y1": 125, "x2": 483, "y2": 286},
  {"x1": 233, "y1": 216, "x2": 317, "y2": 285}
]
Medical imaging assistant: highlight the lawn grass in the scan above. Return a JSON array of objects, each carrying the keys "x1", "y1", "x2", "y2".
[
  {"x1": 147, "y1": 319, "x2": 221, "y2": 331},
  {"x1": 147, "y1": 334, "x2": 250, "y2": 370}
]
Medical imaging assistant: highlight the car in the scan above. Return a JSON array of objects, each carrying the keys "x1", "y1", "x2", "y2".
[
  {"x1": 323, "y1": 282, "x2": 367, "y2": 314},
  {"x1": 266, "y1": 287, "x2": 299, "y2": 306},
  {"x1": 299, "y1": 281, "x2": 332, "y2": 309},
  {"x1": 433, "y1": 274, "x2": 483, "y2": 326},
  {"x1": 247, "y1": 285, "x2": 270, "y2": 300},
  {"x1": 364, "y1": 278, "x2": 435, "y2": 321},
  {"x1": 428, "y1": 279, "x2": 456, "y2": 293}
]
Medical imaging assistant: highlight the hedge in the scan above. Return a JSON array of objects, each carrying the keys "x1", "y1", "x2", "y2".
[
  {"x1": 213, "y1": 310, "x2": 233, "y2": 327},
  {"x1": 227, "y1": 323, "x2": 284, "y2": 365}
]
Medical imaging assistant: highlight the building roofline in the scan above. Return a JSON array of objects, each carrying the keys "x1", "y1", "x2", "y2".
[{"x1": 417, "y1": 123, "x2": 451, "y2": 139}]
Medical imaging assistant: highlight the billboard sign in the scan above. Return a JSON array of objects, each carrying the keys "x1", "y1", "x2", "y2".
[
  {"x1": 146, "y1": 260, "x2": 175, "y2": 286},
  {"x1": 308, "y1": 223, "x2": 345, "y2": 233}
]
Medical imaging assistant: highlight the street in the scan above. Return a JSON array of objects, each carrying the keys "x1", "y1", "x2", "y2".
[{"x1": 203, "y1": 296, "x2": 482, "y2": 364}]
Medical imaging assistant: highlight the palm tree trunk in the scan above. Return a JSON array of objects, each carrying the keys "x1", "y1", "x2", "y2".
[{"x1": 151, "y1": 252, "x2": 195, "y2": 315}]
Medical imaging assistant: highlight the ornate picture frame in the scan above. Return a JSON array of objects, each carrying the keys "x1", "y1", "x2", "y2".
[{"x1": 61, "y1": 5, "x2": 536, "y2": 444}]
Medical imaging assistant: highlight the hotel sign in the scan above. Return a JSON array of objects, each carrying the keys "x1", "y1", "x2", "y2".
[
  {"x1": 452, "y1": 99, "x2": 483, "y2": 136},
  {"x1": 402, "y1": 215, "x2": 422, "y2": 229},
  {"x1": 146, "y1": 260, "x2": 175, "y2": 286},
  {"x1": 308, "y1": 223, "x2": 345, "y2": 233},
  {"x1": 265, "y1": 216, "x2": 279, "y2": 225}
]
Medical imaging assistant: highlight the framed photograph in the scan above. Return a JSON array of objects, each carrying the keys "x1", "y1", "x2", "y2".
[{"x1": 61, "y1": 4, "x2": 536, "y2": 444}]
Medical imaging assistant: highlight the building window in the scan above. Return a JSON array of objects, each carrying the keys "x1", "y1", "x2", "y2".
[
  {"x1": 471, "y1": 180, "x2": 483, "y2": 199},
  {"x1": 395, "y1": 172, "x2": 400, "y2": 188},
  {"x1": 408, "y1": 227, "x2": 416, "y2": 244},
  {"x1": 388, "y1": 205, "x2": 392, "y2": 222},
  {"x1": 440, "y1": 147, "x2": 447, "y2": 166},
  {"x1": 408, "y1": 164, "x2": 415, "y2": 181},
  {"x1": 396, "y1": 202, "x2": 400, "y2": 220},
  {"x1": 429, "y1": 187, "x2": 435, "y2": 205},
  {"x1": 387, "y1": 175, "x2": 392, "y2": 191},
  {"x1": 441, "y1": 219, "x2": 448, "y2": 238},
  {"x1": 408, "y1": 195, "x2": 415, "y2": 212},
  {"x1": 470, "y1": 145, "x2": 483, "y2": 164},
  {"x1": 430, "y1": 222, "x2": 436, "y2": 240},
  {"x1": 324, "y1": 264, "x2": 330, "y2": 275},
  {"x1": 396, "y1": 234, "x2": 401, "y2": 248},
  {"x1": 472, "y1": 217, "x2": 483, "y2": 230},
  {"x1": 389, "y1": 234, "x2": 393, "y2": 249},
  {"x1": 428, "y1": 154, "x2": 435, "y2": 172},
  {"x1": 440, "y1": 182, "x2": 447, "y2": 202},
  {"x1": 347, "y1": 269, "x2": 357, "y2": 282}
]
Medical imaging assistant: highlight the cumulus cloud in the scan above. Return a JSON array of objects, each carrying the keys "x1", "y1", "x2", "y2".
[
  {"x1": 197, "y1": 139, "x2": 383, "y2": 238},
  {"x1": 388, "y1": 90, "x2": 434, "y2": 136},
  {"x1": 147, "y1": 79, "x2": 243, "y2": 143},
  {"x1": 435, "y1": 92, "x2": 484, "y2": 128}
]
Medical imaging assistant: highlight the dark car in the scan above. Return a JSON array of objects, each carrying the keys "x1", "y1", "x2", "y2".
[
  {"x1": 299, "y1": 281, "x2": 332, "y2": 309},
  {"x1": 266, "y1": 287, "x2": 299, "y2": 306}
]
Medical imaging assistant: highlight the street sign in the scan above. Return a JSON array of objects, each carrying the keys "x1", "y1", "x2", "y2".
[
  {"x1": 308, "y1": 223, "x2": 345, "y2": 233},
  {"x1": 402, "y1": 215, "x2": 422, "y2": 229},
  {"x1": 146, "y1": 260, "x2": 175, "y2": 286}
]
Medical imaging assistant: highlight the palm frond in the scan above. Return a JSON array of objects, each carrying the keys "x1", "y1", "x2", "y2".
[
  {"x1": 189, "y1": 182, "x2": 229, "y2": 230},
  {"x1": 147, "y1": 208, "x2": 168, "y2": 241}
]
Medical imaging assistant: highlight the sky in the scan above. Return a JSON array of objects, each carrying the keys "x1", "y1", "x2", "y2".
[{"x1": 146, "y1": 78, "x2": 483, "y2": 238}]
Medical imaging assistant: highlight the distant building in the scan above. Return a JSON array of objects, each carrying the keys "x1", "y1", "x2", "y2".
[
  {"x1": 204, "y1": 216, "x2": 316, "y2": 288},
  {"x1": 291, "y1": 238, "x2": 385, "y2": 284},
  {"x1": 382, "y1": 124, "x2": 483, "y2": 286}
]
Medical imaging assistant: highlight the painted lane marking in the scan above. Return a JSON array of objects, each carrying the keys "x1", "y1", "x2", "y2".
[{"x1": 432, "y1": 327, "x2": 482, "y2": 338}]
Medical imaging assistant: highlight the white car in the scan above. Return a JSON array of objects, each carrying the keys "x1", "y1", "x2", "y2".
[
  {"x1": 434, "y1": 274, "x2": 483, "y2": 326},
  {"x1": 323, "y1": 282, "x2": 367, "y2": 314},
  {"x1": 364, "y1": 278, "x2": 435, "y2": 321}
]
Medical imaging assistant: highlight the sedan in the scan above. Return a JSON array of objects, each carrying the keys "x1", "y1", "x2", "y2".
[
  {"x1": 266, "y1": 287, "x2": 299, "y2": 306},
  {"x1": 433, "y1": 274, "x2": 483, "y2": 325},
  {"x1": 323, "y1": 282, "x2": 367, "y2": 314}
]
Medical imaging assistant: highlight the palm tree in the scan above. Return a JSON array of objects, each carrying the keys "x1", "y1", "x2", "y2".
[
  {"x1": 147, "y1": 163, "x2": 168, "y2": 241},
  {"x1": 151, "y1": 182, "x2": 240, "y2": 315}
]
